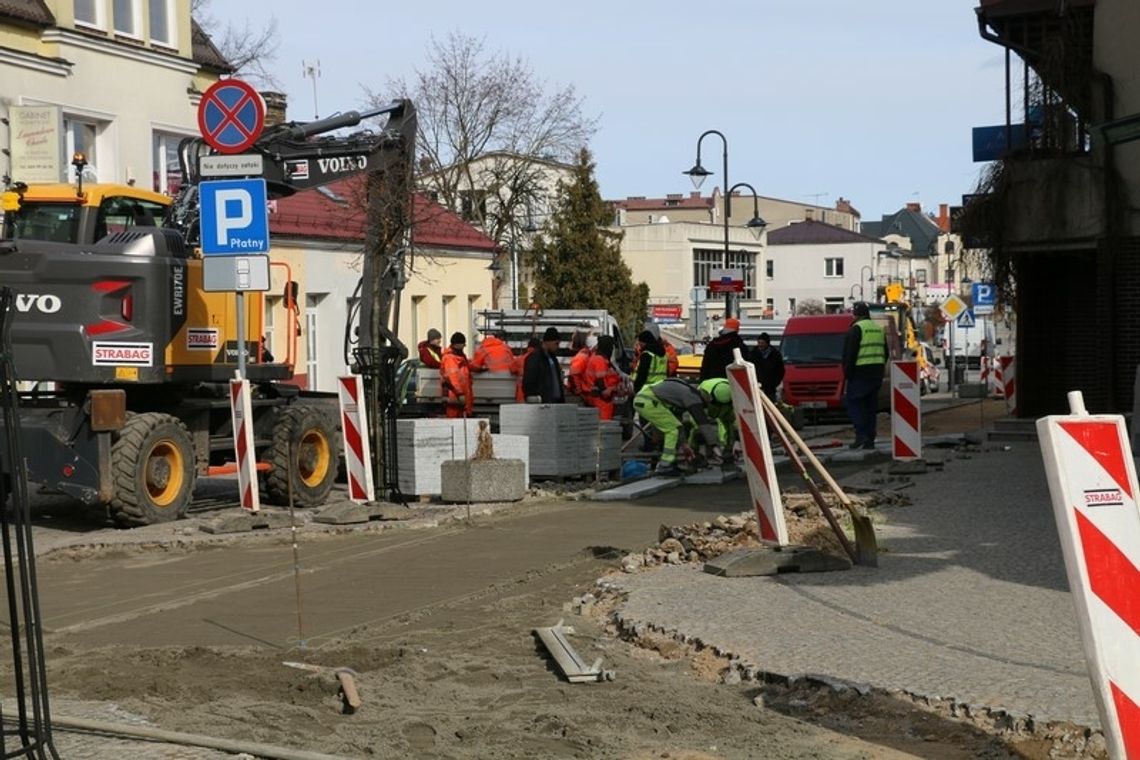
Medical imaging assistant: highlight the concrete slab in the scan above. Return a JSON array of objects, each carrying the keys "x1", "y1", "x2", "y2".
[
  {"x1": 312, "y1": 502, "x2": 371, "y2": 525},
  {"x1": 682, "y1": 468, "x2": 742, "y2": 485},
  {"x1": 198, "y1": 509, "x2": 294, "y2": 534},
  {"x1": 887, "y1": 460, "x2": 929, "y2": 476},
  {"x1": 704, "y1": 545, "x2": 852, "y2": 576},
  {"x1": 589, "y1": 477, "x2": 681, "y2": 502},
  {"x1": 440, "y1": 459, "x2": 526, "y2": 503}
]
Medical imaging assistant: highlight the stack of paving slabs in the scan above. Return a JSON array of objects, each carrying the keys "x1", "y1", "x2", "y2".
[
  {"x1": 598, "y1": 421, "x2": 623, "y2": 473},
  {"x1": 501, "y1": 404, "x2": 604, "y2": 478},
  {"x1": 396, "y1": 418, "x2": 530, "y2": 496}
]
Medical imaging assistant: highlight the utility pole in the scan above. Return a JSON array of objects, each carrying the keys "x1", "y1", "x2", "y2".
[{"x1": 302, "y1": 60, "x2": 321, "y2": 119}]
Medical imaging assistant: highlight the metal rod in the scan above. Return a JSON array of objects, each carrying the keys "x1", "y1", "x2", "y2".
[
  {"x1": 287, "y1": 437, "x2": 306, "y2": 650},
  {"x1": 236, "y1": 292, "x2": 246, "y2": 379}
]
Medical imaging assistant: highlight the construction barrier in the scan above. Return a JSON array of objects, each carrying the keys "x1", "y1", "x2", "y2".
[
  {"x1": 992, "y1": 355, "x2": 1006, "y2": 399},
  {"x1": 726, "y1": 349, "x2": 788, "y2": 545},
  {"x1": 1037, "y1": 391, "x2": 1140, "y2": 759},
  {"x1": 890, "y1": 360, "x2": 922, "y2": 462},
  {"x1": 337, "y1": 373, "x2": 375, "y2": 503},
  {"x1": 980, "y1": 355, "x2": 991, "y2": 392},
  {"x1": 1001, "y1": 355, "x2": 1017, "y2": 413},
  {"x1": 229, "y1": 376, "x2": 260, "y2": 512}
]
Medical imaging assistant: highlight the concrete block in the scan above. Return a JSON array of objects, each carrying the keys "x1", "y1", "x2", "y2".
[
  {"x1": 199, "y1": 509, "x2": 293, "y2": 534},
  {"x1": 312, "y1": 502, "x2": 370, "y2": 524},
  {"x1": 590, "y1": 476, "x2": 682, "y2": 502},
  {"x1": 440, "y1": 459, "x2": 526, "y2": 503},
  {"x1": 958, "y1": 382, "x2": 987, "y2": 398},
  {"x1": 703, "y1": 545, "x2": 852, "y2": 576},
  {"x1": 683, "y1": 468, "x2": 742, "y2": 485}
]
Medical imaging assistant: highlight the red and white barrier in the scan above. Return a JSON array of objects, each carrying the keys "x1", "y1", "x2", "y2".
[
  {"x1": 980, "y1": 355, "x2": 991, "y2": 392},
  {"x1": 727, "y1": 349, "x2": 788, "y2": 545},
  {"x1": 1038, "y1": 391, "x2": 1140, "y2": 759},
  {"x1": 229, "y1": 376, "x2": 260, "y2": 512},
  {"x1": 890, "y1": 360, "x2": 922, "y2": 461},
  {"x1": 337, "y1": 373, "x2": 375, "y2": 503},
  {"x1": 1001, "y1": 356, "x2": 1017, "y2": 414},
  {"x1": 992, "y1": 355, "x2": 1006, "y2": 399}
]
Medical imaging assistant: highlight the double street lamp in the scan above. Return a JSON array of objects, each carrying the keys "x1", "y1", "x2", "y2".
[{"x1": 683, "y1": 130, "x2": 767, "y2": 319}]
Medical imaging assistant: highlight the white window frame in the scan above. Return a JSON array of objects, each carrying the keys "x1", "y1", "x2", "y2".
[
  {"x1": 151, "y1": 129, "x2": 192, "y2": 195},
  {"x1": 147, "y1": 0, "x2": 175, "y2": 46},
  {"x1": 824, "y1": 297, "x2": 846, "y2": 314},
  {"x1": 64, "y1": 117, "x2": 101, "y2": 181},
  {"x1": 824, "y1": 257, "x2": 845, "y2": 278},
  {"x1": 112, "y1": 0, "x2": 143, "y2": 39},
  {"x1": 788, "y1": 297, "x2": 797, "y2": 314},
  {"x1": 441, "y1": 295, "x2": 454, "y2": 337},
  {"x1": 305, "y1": 294, "x2": 322, "y2": 390},
  {"x1": 74, "y1": 0, "x2": 105, "y2": 29},
  {"x1": 765, "y1": 259, "x2": 774, "y2": 279}
]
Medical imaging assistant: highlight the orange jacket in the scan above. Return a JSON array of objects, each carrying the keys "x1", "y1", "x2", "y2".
[
  {"x1": 470, "y1": 335, "x2": 515, "y2": 374},
  {"x1": 584, "y1": 354, "x2": 622, "y2": 399},
  {"x1": 514, "y1": 347, "x2": 535, "y2": 402},
  {"x1": 566, "y1": 347, "x2": 593, "y2": 396},
  {"x1": 440, "y1": 347, "x2": 473, "y2": 414},
  {"x1": 664, "y1": 341, "x2": 679, "y2": 377}
]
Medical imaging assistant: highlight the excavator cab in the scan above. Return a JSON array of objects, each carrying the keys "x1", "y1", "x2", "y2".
[{"x1": 1, "y1": 182, "x2": 170, "y2": 245}]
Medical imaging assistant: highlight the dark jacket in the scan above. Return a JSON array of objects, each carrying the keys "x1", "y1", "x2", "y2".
[
  {"x1": 700, "y1": 331, "x2": 746, "y2": 381},
  {"x1": 522, "y1": 349, "x2": 565, "y2": 403},
  {"x1": 750, "y1": 345, "x2": 785, "y2": 396}
]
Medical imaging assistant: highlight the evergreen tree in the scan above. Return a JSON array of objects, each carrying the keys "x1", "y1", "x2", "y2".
[{"x1": 527, "y1": 149, "x2": 649, "y2": 337}]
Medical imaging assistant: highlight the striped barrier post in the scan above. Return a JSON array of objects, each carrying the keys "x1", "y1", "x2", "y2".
[
  {"x1": 980, "y1": 355, "x2": 991, "y2": 392},
  {"x1": 890, "y1": 360, "x2": 922, "y2": 462},
  {"x1": 993, "y1": 354, "x2": 1006, "y2": 399},
  {"x1": 726, "y1": 349, "x2": 788, "y2": 545},
  {"x1": 1037, "y1": 391, "x2": 1140, "y2": 759},
  {"x1": 337, "y1": 373, "x2": 375, "y2": 503},
  {"x1": 1001, "y1": 356, "x2": 1017, "y2": 413},
  {"x1": 229, "y1": 376, "x2": 260, "y2": 512}
]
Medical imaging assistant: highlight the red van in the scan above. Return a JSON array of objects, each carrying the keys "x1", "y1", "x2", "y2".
[{"x1": 780, "y1": 313, "x2": 901, "y2": 415}]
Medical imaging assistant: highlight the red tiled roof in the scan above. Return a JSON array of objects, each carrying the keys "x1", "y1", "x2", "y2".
[
  {"x1": 766, "y1": 219, "x2": 885, "y2": 245},
  {"x1": 609, "y1": 192, "x2": 714, "y2": 211},
  {"x1": 0, "y1": 0, "x2": 53, "y2": 26},
  {"x1": 269, "y1": 177, "x2": 498, "y2": 253}
]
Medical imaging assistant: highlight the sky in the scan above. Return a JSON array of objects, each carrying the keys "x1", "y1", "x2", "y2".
[{"x1": 207, "y1": 1, "x2": 1008, "y2": 223}]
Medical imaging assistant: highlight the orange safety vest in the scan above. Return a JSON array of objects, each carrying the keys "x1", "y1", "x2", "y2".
[
  {"x1": 583, "y1": 354, "x2": 621, "y2": 420},
  {"x1": 514, "y1": 347, "x2": 535, "y2": 402},
  {"x1": 664, "y1": 341, "x2": 679, "y2": 377},
  {"x1": 440, "y1": 348, "x2": 473, "y2": 416},
  {"x1": 471, "y1": 335, "x2": 515, "y2": 374},
  {"x1": 567, "y1": 347, "x2": 593, "y2": 396}
]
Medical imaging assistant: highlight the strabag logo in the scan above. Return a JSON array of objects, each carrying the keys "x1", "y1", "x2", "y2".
[
  {"x1": 1083, "y1": 488, "x2": 1124, "y2": 508},
  {"x1": 93, "y1": 341, "x2": 153, "y2": 367},
  {"x1": 187, "y1": 327, "x2": 219, "y2": 350}
]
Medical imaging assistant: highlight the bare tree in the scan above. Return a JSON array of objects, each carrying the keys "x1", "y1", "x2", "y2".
[
  {"x1": 374, "y1": 31, "x2": 598, "y2": 246},
  {"x1": 796, "y1": 299, "x2": 826, "y2": 316},
  {"x1": 192, "y1": 0, "x2": 281, "y2": 89}
]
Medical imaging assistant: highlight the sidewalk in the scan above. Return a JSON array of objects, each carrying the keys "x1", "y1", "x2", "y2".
[{"x1": 604, "y1": 440, "x2": 1100, "y2": 729}]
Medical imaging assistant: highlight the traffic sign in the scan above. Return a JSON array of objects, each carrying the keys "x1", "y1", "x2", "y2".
[
  {"x1": 709, "y1": 268, "x2": 745, "y2": 294},
  {"x1": 198, "y1": 179, "x2": 269, "y2": 255},
  {"x1": 199, "y1": 154, "x2": 264, "y2": 177},
  {"x1": 972, "y1": 282, "x2": 996, "y2": 307},
  {"x1": 940, "y1": 294, "x2": 968, "y2": 321},
  {"x1": 957, "y1": 309, "x2": 976, "y2": 328},
  {"x1": 197, "y1": 79, "x2": 265, "y2": 154}
]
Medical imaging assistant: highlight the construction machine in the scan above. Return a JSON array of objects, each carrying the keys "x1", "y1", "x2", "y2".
[
  {"x1": 0, "y1": 99, "x2": 416, "y2": 525},
  {"x1": 872, "y1": 283, "x2": 936, "y2": 393}
]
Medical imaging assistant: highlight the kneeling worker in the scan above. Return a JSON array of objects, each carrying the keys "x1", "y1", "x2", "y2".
[
  {"x1": 697, "y1": 377, "x2": 737, "y2": 452},
  {"x1": 633, "y1": 378, "x2": 721, "y2": 476}
]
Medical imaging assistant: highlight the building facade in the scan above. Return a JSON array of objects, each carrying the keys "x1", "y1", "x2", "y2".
[
  {"x1": 611, "y1": 191, "x2": 861, "y2": 232},
  {"x1": 1, "y1": 0, "x2": 228, "y2": 190},
  {"x1": 765, "y1": 221, "x2": 889, "y2": 316}
]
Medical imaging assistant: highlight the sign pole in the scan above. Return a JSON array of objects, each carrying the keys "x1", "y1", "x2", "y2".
[
  {"x1": 949, "y1": 322, "x2": 956, "y2": 397},
  {"x1": 236, "y1": 291, "x2": 247, "y2": 378}
]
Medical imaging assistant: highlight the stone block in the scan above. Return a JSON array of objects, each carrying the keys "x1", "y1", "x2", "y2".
[
  {"x1": 958, "y1": 382, "x2": 987, "y2": 398},
  {"x1": 440, "y1": 458, "x2": 526, "y2": 503},
  {"x1": 313, "y1": 502, "x2": 371, "y2": 524},
  {"x1": 704, "y1": 545, "x2": 852, "y2": 576}
]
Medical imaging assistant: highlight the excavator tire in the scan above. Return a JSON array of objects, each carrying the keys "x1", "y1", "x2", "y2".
[
  {"x1": 265, "y1": 404, "x2": 339, "y2": 507},
  {"x1": 108, "y1": 412, "x2": 196, "y2": 527}
]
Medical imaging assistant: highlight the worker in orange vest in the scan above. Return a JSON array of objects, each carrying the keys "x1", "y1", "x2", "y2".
[
  {"x1": 582, "y1": 335, "x2": 624, "y2": 420},
  {"x1": 514, "y1": 338, "x2": 540, "y2": 402},
  {"x1": 566, "y1": 330, "x2": 595, "y2": 398},
  {"x1": 470, "y1": 332, "x2": 516, "y2": 374},
  {"x1": 440, "y1": 332, "x2": 473, "y2": 418}
]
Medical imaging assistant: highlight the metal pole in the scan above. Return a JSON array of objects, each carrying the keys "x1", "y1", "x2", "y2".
[
  {"x1": 511, "y1": 242, "x2": 519, "y2": 310},
  {"x1": 721, "y1": 140, "x2": 732, "y2": 319},
  {"x1": 949, "y1": 322, "x2": 956, "y2": 396},
  {"x1": 236, "y1": 291, "x2": 246, "y2": 378}
]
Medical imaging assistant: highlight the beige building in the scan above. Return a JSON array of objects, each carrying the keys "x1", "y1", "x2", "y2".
[
  {"x1": 610, "y1": 191, "x2": 861, "y2": 232},
  {"x1": 1, "y1": 0, "x2": 228, "y2": 190}
]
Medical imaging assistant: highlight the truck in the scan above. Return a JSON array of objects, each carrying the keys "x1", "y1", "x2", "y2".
[{"x1": 0, "y1": 99, "x2": 418, "y2": 525}]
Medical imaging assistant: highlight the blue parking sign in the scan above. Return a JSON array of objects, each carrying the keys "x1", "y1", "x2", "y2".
[
  {"x1": 199, "y1": 179, "x2": 269, "y2": 255},
  {"x1": 972, "y1": 282, "x2": 996, "y2": 307}
]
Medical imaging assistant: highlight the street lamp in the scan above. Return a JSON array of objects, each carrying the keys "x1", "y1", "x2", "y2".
[
  {"x1": 684, "y1": 130, "x2": 763, "y2": 319},
  {"x1": 849, "y1": 283, "x2": 862, "y2": 302},
  {"x1": 859, "y1": 265, "x2": 874, "y2": 302}
]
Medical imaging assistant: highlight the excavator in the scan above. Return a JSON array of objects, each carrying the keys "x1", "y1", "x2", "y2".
[
  {"x1": 0, "y1": 99, "x2": 416, "y2": 525},
  {"x1": 872, "y1": 282, "x2": 936, "y2": 393}
]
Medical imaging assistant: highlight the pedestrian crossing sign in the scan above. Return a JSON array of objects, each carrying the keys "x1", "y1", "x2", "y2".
[{"x1": 957, "y1": 309, "x2": 976, "y2": 328}]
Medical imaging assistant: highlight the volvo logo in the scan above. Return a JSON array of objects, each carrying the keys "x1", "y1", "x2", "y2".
[{"x1": 15, "y1": 293, "x2": 62, "y2": 314}]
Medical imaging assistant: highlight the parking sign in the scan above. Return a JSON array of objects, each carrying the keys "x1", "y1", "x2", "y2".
[
  {"x1": 973, "y1": 282, "x2": 996, "y2": 316},
  {"x1": 198, "y1": 179, "x2": 269, "y2": 256}
]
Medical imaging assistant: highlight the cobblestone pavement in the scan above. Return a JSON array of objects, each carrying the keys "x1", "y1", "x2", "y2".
[{"x1": 606, "y1": 441, "x2": 1101, "y2": 728}]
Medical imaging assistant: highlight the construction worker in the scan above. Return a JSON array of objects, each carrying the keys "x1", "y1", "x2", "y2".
[
  {"x1": 633, "y1": 330, "x2": 669, "y2": 393},
  {"x1": 697, "y1": 377, "x2": 737, "y2": 450},
  {"x1": 700, "y1": 318, "x2": 745, "y2": 380},
  {"x1": 566, "y1": 330, "x2": 594, "y2": 398},
  {"x1": 633, "y1": 377, "x2": 720, "y2": 476},
  {"x1": 470, "y1": 332, "x2": 516, "y2": 374},
  {"x1": 514, "y1": 337, "x2": 541, "y2": 402},
  {"x1": 583, "y1": 335, "x2": 623, "y2": 420},
  {"x1": 634, "y1": 323, "x2": 679, "y2": 379},
  {"x1": 440, "y1": 332, "x2": 473, "y2": 418},
  {"x1": 843, "y1": 302, "x2": 887, "y2": 449},
  {"x1": 522, "y1": 327, "x2": 565, "y2": 403},
  {"x1": 418, "y1": 328, "x2": 443, "y2": 369}
]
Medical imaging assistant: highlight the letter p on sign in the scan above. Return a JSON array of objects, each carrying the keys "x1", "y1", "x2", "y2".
[{"x1": 198, "y1": 178, "x2": 270, "y2": 256}]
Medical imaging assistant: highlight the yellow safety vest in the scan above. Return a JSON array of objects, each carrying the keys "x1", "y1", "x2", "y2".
[{"x1": 854, "y1": 319, "x2": 887, "y2": 366}]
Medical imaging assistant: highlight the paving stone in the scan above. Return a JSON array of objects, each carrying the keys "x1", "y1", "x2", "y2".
[{"x1": 440, "y1": 459, "x2": 526, "y2": 503}]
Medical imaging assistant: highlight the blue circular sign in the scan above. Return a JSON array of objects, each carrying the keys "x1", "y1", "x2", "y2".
[{"x1": 197, "y1": 79, "x2": 265, "y2": 154}]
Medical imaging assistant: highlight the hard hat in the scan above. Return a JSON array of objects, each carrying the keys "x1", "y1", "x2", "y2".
[{"x1": 701, "y1": 378, "x2": 732, "y2": 405}]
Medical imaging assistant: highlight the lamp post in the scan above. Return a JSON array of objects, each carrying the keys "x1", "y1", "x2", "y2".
[
  {"x1": 684, "y1": 131, "x2": 764, "y2": 320},
  {"x1": 849, "y1": 283, "x2": 862, "y2": 302},
  {"x1": 859, "y1": 265, "x2": 874, "y2": 302}
]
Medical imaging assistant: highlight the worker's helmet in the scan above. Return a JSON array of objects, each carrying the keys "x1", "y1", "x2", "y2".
[{"x1": 701, "y1": 378, "x2": 732, "y2": 406}]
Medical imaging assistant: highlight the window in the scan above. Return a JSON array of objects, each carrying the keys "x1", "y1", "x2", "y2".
[
  {"x1": 148, "y1": 0, "x2": 174, "y2": 45},
  {"x1": 824, "y1": 257, "x2": 845, "y2": 277},
  {"x1": 824, "y1": 297, "x2": 846, "y2": 314},
  {"x1": 468, "y1": 295, "x2": 480, "y2": 342},
  {"x1": 94, "y1": 195, "x2": 167, "y2": 240},
  {"x1": 915, "y1": 268, "x2": 927, "y2": 284},
  {"x1": 944, "y1": 240, "x2": 956, "y2": 254},
  {"x1": 114, "y1": 0, "x2": 140, "y2": 36},
  {"x1": 410, "y1": 295, "x2": 425, "y2": 343},
  {"x1": 788, "y1": 297, "x2": 797, "y2": 314},
  {"x1": 64, "y1": 118, "x2": 99, "y2": 180},
  {"x1": 692, "y1": 248, "x2": 758, "y2": 300},
  {"x1": 264, "y1": 296, "x2": 280, "y2": 361},
  {"x1": 152, "y1": 131, "x2": 184, "y2": 194},
  {"x1": 305, "y1": 294, "x2": 323, "y2": 390},
  {"x1": 766, "y1": 260, "x2": 774, "y2": 279},
  {"x1": 74, "y1": 0, "x2": 102, "y2": 27},
  {"x1": 441, "y1": 295, "x2": 454, "y2": 337},
  {"x1": 459, "y1": 190, "x2": 487, "y2": 222},
  {"x1": 764, "y1": 298, "x2": 774, "y2": 317}
]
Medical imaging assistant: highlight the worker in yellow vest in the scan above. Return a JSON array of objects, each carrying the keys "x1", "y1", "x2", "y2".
[{"x1": 842, "y1": 302, "x2": 887, "y2": 450}]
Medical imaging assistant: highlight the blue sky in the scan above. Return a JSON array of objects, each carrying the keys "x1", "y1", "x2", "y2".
[{"x1": 210, "y1": 1, "x2": 1007, "y2": 222}]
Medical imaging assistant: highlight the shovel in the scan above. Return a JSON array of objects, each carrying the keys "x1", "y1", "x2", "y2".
[{"x1": 759, "y1": 391, "x2": 879, "y2": 567}]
